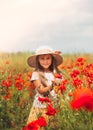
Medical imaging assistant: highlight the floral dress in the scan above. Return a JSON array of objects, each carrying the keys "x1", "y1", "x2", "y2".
[{"x1": 27, "y1": 71, "x2": 57, "y2": 124}]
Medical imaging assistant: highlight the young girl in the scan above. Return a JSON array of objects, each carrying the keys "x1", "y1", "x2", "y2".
[{"x1": 26, "y1": 45, "x2": 63, "y2": 127}]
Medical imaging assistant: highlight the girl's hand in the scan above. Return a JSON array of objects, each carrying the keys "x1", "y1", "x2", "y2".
[
  {"x1": 49, "y1": 85, "x2": 53, "y2": 91},
  {"x1": 52, "y1": 78, "x2": 62, "y2": 86}
]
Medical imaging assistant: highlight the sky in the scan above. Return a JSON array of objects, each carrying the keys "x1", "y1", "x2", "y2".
[{"x1": 0, "y1": 0, "x2": 93, "y2": 53}]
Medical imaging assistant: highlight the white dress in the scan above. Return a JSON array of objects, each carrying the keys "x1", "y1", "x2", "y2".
[
  {"x1": 27, "y1": 71, "x2": 61, "y2": 124},
  {"x1": 31, "y1": 71, "x2": 57, "y2": 108}
]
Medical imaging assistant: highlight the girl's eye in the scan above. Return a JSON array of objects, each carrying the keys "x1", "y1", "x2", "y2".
[
  {"x1": 41, "y1": 57, "x2": 50, "y2": 60},
  {"x1": 47, "y1": 57, "x2": 50, "y2": 60},
  {"x1": 41, "y1": 58, "x2": 44, "y2": 60}
]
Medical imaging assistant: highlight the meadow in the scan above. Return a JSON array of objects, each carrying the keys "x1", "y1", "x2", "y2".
[{"x1": 0, "y1": 52, "x2": 93, "y2": 130}]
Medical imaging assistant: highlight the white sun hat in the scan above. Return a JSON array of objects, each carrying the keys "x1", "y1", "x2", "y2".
[{"x1": 27, "y1": 45, "x2": 63, "y2": 68}]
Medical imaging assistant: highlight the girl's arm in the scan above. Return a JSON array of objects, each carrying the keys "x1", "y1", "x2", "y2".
[{"x1": 33, "y1": 79, "x2": 52, "y2": 94}]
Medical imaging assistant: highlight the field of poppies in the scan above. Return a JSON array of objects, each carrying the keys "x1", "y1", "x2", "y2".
[{"x1": 0, "y1": 52, "x2": 93, "y2": 130}]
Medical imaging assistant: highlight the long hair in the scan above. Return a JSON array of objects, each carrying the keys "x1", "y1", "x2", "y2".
[{"x1": 34, "y1": 55, "x2": 61, "y2": 88}]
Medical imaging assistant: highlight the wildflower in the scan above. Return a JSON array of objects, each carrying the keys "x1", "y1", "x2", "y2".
[
  {"x1": 54, "y1": 73, "x2": 63, "y2": 79},
  {"x1": 15, "y1": 81, "x2": 23, "y2": 90},
  {"x1": 46, "y1": 104, "x2": 57, "y2": 116},
  {"x1": 54, "y1": 79, "x2": 67, "y2": 94},
  {"x1": 1, "y1": 79, "x2": 12, "y2": 87},
  {"x1": 70, "y1": 87, "x2": 93, "y2": 111},
  {"x1": 5, "y1": 61, "x2": 10, "y2": 64},
  {"x1": 22, "y1": 121, "x2": 39, "y2": 130},
  {"x1": 88, "y1": 73, "x2": 93, "y2": 83},
  {"x1": 72, "y1": 78, "x2": 82, "y2": 88},
  {"x1": 76, "y1": 57, "x2": 86, "y2": 66},
  {"x1": 59, "y1": 84, "x2": 66, "y2": 94},
  {"x1": 76, "y1": 57, "x2": 86, "y2": 64},
  {"x1": 59, "y1": 79, "x2": 68, "y2": 93},
  {"x1": 36, "y1": 116, "x2": 47, "y2": 127},
  {"x1": 23, "y1": 116, "x2": 47, "y2": 130},
  {"x1": 70, "y1": 70, "x2": 80, "y2": 78},
  {"x1": 38, "y1": 97, "x2": 51, "y2": 103},
  {"x1": 4, "y1": 93, "x2": 11, "y2": 100}
]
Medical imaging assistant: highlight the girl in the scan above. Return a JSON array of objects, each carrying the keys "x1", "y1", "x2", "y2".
[{"x1": 26, "y1": 45, "x2": 63, "y2": 127}]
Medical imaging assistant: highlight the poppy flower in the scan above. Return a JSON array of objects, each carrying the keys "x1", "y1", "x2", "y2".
[
  {"x1": 54, "y1": 73, "x2": 62, "y2": 79},
  {"x1": 46, "y1": 104, "x2": 57, "y2": 116},
  {"x1": 36, "y1": 116, "x2": 47, "y2": 127},
  {"x1": 38, "y1": 97, "x2": 51, "y2": 103},
  {"x1": 59, "y1": 84, "x2": 66, "y2": 93},
  {"x1": 70, "y1": 70, "x2": 80, "y2": 78},
  {"x1": 22, "y1": 121, "x2": 39, "y2": 130},
  {"x1": 22, "y1": 116, "x2": 47, "y2": 130},
  {"x1": 70, "y1": 87, "x2": 93, "y2": 111}
]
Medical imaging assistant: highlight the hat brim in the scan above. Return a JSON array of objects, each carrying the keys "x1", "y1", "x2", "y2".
[{"x1": 27, "y1": 53, "x2": 63, "y2": 68}]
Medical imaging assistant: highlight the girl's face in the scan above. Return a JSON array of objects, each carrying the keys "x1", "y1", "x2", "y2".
[{"x1": 38, "y1": 54, "x2": 52, "y2": 71}]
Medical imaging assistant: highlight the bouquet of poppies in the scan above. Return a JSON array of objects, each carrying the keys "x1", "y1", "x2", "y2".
[{"x1": 53, "y1": 73, "x2": 67, "y2": 94}]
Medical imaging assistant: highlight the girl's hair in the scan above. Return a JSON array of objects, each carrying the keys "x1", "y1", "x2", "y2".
[{"x1": 35, "y1": 55, "x2": 60, "y2": 73}]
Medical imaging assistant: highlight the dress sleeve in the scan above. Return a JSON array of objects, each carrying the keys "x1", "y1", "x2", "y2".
[{"x1": 30, "y1": 71, "x2": 39, "y2": 82}]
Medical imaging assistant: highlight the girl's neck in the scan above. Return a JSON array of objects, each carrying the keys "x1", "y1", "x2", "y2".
[
  {"x1": 37, "y1": 68, "x2": 51, "y2": 73},
  {"x1": 43, "y1": 69, "x2": 51, "y2": 72}
]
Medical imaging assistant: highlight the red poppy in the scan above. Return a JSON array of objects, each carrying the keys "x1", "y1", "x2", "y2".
[
  {"x1": 1, "y1": 79, "x2": 12, "y2": 87},
  {"x1": 22, "y1": 116, "x2": 47, "y2": 130},
  {"x1": 76, "y1": 57, "x2": 85, "y2": 62},
  {"x1": 70, "y1": 87, "x2": 93, "y2": 111},
  {"x1": 72, "y1": 78, "x2": 82, "y2": 87},
  {"x1": 54, "y1": 73, "x2": 63, "y2": 79},
  {"x1": 70, "y1": 70, "x2": 80, "y2": 78},
  {"x1": 46, "y1": 104, "x2": 57, "y2": 116},
  {"x1": 59, "y1": 84, "x2": 66, "y2": 93},
  {"x1": 22, "y1": 121, "x2": 39, "y2": 130},
  {"x1": 70, "y1": 95, "x2": 93, "y2": 111},
  {"x1": 4, "y1": 93, "x2": 11, "y2": 99},
  {"x1": 36, "y1": 116, "x2": 47, "y2": 127},
  {"x1": 38, "y1": 97, "x2": 51, "y2": 103},
  {"x1": 15, "y1": 82, "x2": 23, "y2": 90}
]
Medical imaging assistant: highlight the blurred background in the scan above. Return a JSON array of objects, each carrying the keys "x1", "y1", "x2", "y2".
[{"x1": 0, "y1": 0, "x2": 93, "y2": 53}]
